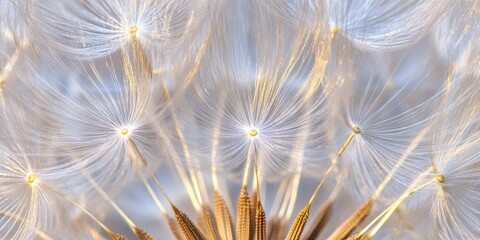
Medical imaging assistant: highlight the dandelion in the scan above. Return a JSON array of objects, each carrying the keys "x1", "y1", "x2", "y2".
[
  {"x1": 1, "y1": 0, "x2": 480, "y2": 239},
  {"x1": 330, "y1": 52, "x2": 443, "y2": 201},
  {"x1": 351, "y1": 78, "x2": 480, "y2": 239},
  {"x1": 24, "y1": 55, "x2": 162, "y2": 190},
  {"x1": 325, "y1": 0, "x2": 454, "y2": 51},
  {"x1": 434, "y1": 0, "x2": 480, "y2": 65},
  {"x1": 0, "y1": 147, "x2": 63, "y2": 240},
  {"x1": 33, "y1": 0, "x2": 211, "y2": 60}
]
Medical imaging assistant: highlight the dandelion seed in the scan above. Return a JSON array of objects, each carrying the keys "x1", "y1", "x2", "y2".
[
  {"x1": 33, "y1": 0, "x2": 212, "y2": 60},
  {"x1": 325, "y1": 0, "x2": 454, "y2": 51}
]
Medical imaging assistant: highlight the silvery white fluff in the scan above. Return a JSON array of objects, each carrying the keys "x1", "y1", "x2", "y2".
[{"x1": 0, "y1": 0, "x2": 479, "y2": 239}]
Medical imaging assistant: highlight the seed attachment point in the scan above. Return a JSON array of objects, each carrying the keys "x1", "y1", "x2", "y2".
[
  {"x1": 118, "y1": 127, "x2": 132, "y2": 138},
  {"x1": 248, "y1": 129, "x2": 258, "y2": 138},
  {"x1": 129, "y1": 26, "x2": 138, "y2": 36},
  {"x1": 436, "y1": 174, "x2": 445, "y2": 183},
  {"x1": 352, "y1": 125, "x2": 361, "y2": 134},
  {"x1": 26, "y1": 173, "x2": 37, "y2": 185},
  {"x1": 331, "y1": 25, "x2": 339, "y2": 33}
]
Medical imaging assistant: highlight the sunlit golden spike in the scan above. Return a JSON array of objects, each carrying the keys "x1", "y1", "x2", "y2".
[
  {"x1": 249, "y1": 128, "x2": 258, "y2": 137},
  {"x1": 236, "y1": 185, "x2": 253, "y2": 240},
  {"x1": 252, "y1": 146, "x2": 266, "y2": 240},
  {"x1": 200, "y1": 205, "x2": 221, "y2": 240},
  {"x1": 287, "y1": 130, "x2": 359, "y2": 240},
  {"x1": 143, "y1": 167, "x2": 204, "y2": 240},
  {"x1": 436, "y1": 174, "x2": 445, "y2": 183},
  {"x1": 250, "y1": 185, "x2": 258, "y2": 240},
  {"x1": 285, "y1": 207, "x2": 309, "y2": 240},
  {"x1": 346, "y1": 233, "x2": 365, "y2": 240},
  {"x1": 213, "y1": 190, "x2": 235, "y2": 240},
  {"x1": 110, "y1": 232, "x2": 128, "y2": 240},
  {"x1": 166, "y1": 214, "x2": 185, "y2": 240},
  {"x1": 256, "y1": 201, "x2": 267, "y2": 240},
  {"x1": 171, "y1": 205, "x2": 207, "y2": 240},
  {"x1": 328, "y1": 199, "x2": 374, "y2": 240},
  {"x1": 137, "y1": 171, "x2": 183, "y2": 240},
  {"x1": 302, "y1": 201, "x2": 333, "y2": 240},
  {"x1": 134, "y1": 227, "x2": 156, "y2": 240},
  {"x1": 26, "y1": 173, "x2": 37, "y2": 185}
]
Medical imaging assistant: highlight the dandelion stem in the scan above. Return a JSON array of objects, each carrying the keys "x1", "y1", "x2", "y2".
[
  {"x1": 45, "y1": 183, "x2": 124, "y2": 240},
  {"x1": 83, "y1": 173, "x2": 136, "y2": 230},
  {"x1": 373, "y1": 125, "x2": 431, "y2": 200},
  {"x1": 252, "y1": 145, "x2": 266, "y2": 240},
  {"x1": 0, "y1": 211, "x2": 54, "y2": 240},
  {"x1": 162, "y1": 82, "x2": 209, "y2": 206},
  {"x1": 286, "y1": 130, "x2": 357, "y2": 240},
  {"x1": 138, "y1": 171, "x2": 184, "y2": 240},
  {"x1": 354, "y1": 168, "x2": 435, "y2": 239},
  {"x1": 309, "y1": 131, "x2": 357, "y2": 208},
  {"x1": 85, "y1": 174, "x2": 157, "y2": 240},
  {"x1": 154, "y1": 125, "x2": 201, "y2": 211},
  {"x1": 129, "y1": 30, "x2": 153, "y2": 77},
  {"x1": 127, "y1": 137, "x2": 204, "y2": 239},
  {"x1": 304, "y1": 27, "x2": 337, "y2": 100}
]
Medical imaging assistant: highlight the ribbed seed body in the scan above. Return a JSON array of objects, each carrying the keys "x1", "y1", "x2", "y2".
[
  {"x1": 328, "y1": 200, "x2": 373, "y2": 240},
  {"x1": 172, "y1": 205, "x2": 207, "y2": 240},
  {"x1": 166, "y1": 214, "x2": 185, "y2": 240},
  {"x1": 214, "y1": 191, "x2": 235, "y2": 240},
  {"x1": 202, "y1": 205, "x2": 221, "y2": 240},
  {"x1": 285, "y1": 207, "x2": 310, "y2": 240},
  {"x1": 255, "y1": 201, "x2": 266, "y2": 240},
  {"x1": 110, "y1": 233, "x2": 127, "y2": 240},
  {"x1": 303, "y1": 201, "x2": 333, "y2": 240},
  {"x1": 134, "y1": 227, "x2": 156, "y2": 240},
  {"x1": 250, "y1": 189, "x2": 258, "y2": 240},
  {"x1": 236, "y1": 186, "x2": 252, "y2": 240}
]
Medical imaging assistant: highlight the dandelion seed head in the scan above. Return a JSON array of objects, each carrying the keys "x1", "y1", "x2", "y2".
[{"x1": 34, "y1": 0, "x2": 212, "y2": 59}]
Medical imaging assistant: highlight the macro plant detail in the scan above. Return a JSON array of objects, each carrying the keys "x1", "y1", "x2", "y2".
[{"x1": 1, "y1": 0, "x2": 479, "y2": 239}]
